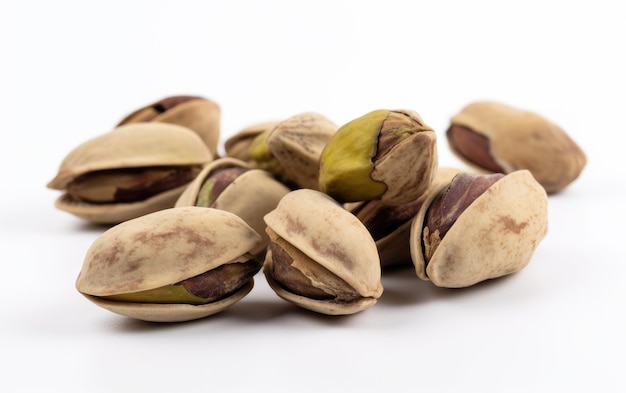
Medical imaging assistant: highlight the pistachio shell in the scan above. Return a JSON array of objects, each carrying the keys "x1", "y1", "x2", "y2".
[
  {"x1": 54, "y1": 184, "x2": 188, "y2": 224},
  {"x1": 47, "y1": 123, "x2": 213, "y2": 223},
  {"x1": 118, "y1": 96, "x2": 221, "y2": 156},
  {"x1": 448, "y1": 101, "x2": 586, "y2": 193},
  {"x1": 410, "y1": 170, "x2": 548, "y2": 287},
  {"x1": 175, "y1": 157, "x2": 290, "y2": 255},
  {"x1": 319, "y1": 109, "x2": 437, "y2": 205},
  {"x1": 353, "y1": 167, "x2": 463, "y2": 268},
  {"x1": 82, "y1": 281, "x2": 253, "y2": 323},
  {"x1": 76, "y1": 207, "x2": 262, "y2": 322},
  {"x1": 264, "y1": 112, "x2": 337, "y2": 190},
  {"x1": 263, "y1": 189, "x2": 383, "y2": 314},
  {"x1": 48, "y1": 122, "x2": 213, "y2": 190}
]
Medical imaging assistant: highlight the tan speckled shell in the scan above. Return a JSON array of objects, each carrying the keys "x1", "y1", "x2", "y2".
[
  {"x1": 263, "y1": 189, "x2": 382, "y2": 315},
  {"x1": 410, "y1": 170, "x2": 548, "y2": 288},
  {"x1": 118, "y1": 97, "x2": 221, "y2": 156},
  {"x1": 374, "y1": 167, "x2": 463, "y2": 267},
  {"x1": 47, "y1": 123, "x2": 213, "y2": 224},
  {"x1": 175, "y1": 157, "x2": 290, "y2": 255},
  {"x1": 76, "y1": 207, "x2": 261, "y2": 322},
  {"x1": 266, "y1": 112, "x2": 337, "y2": 190},
  {"x1": 448, "y1": 101, "x2": 586, "y2": 193},
  {"x1": 372, "y1": 109, "x2": 438, "y2": 205}
]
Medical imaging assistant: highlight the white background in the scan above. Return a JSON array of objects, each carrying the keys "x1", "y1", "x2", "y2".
[{"x1": 2, "y1": 1, "x2": 624, "y2": 392}]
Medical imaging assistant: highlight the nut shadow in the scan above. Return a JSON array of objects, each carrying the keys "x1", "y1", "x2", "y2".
[
  {"x1": 106, "y1": 268, "x2": 519, "y2": 333},
  {"x1": 224, "y1": 297, "x2": 368, "y2": 328},
  {"x1": 378, "y1": 265, "x2": 518, "y2": 307},
  {"x1": 72, "y1": 221, "x2": 114, "y2": 234},
  {"x1": 107, "y1": 313, "x2": 214, "y2": 334}
]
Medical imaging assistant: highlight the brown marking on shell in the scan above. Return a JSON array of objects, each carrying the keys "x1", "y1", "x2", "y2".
[
  {"x1": 284, "y1": 213, "x2": 307, "y2": 236},
  {"x1": 497, "y1": 215, "x2": 529, "y2": 234},
  {"x1": 263, "y1": 189, "x2": 381, "y2": 299},
  {"x1": 130, "y1": 226, "x2": 219, "y2": 264},
  {"x1": 310, "y1": 238, "x2": 354, "y2": 270},
  {"x1": 76, "y1": 207, "x2": 261, "y2": 297}
]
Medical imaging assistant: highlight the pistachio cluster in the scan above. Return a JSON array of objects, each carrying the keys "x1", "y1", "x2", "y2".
[{"x1": 50, "y1": 96, "x2": 584, "y2": 322}]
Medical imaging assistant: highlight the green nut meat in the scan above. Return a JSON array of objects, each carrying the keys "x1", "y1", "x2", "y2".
[{"x1": 318, "y1": 109, "x2": 438, "y2": 205}]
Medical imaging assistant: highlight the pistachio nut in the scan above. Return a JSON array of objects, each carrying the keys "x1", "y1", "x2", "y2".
[
  {"x1": 409, "y1": 170, "x2": 548, "y2": 288},
  {"x1": 250, "y1": 112, "x2": 337, "y2": 190},
  {"x1": 117, "y1": 95, "x2": 221, "y2": 156},
  {"x1": 447, "y1": 101, "x2": 586, "y2": 193},
  {"x1": 348, "y1": 167, "x2": 462, "y2": 268},
  {"x1": 319, "y1": 109, "x2": 438, "y2": 205},
  {"x1": 175, "y1": 157, "x2": 290, "y2": 256},
  {"x1": 76, "y1": 207, "x2": 262, "y2": 322},
  {"x1": 47, "y1": 122, "x2": 213, "y2": 224},
  {"x1": 263, "y1": 189, "x2": 383, "y2": 315},
  {"x1": 224, "y1": 121, "x2": 278, "y2": 162}
]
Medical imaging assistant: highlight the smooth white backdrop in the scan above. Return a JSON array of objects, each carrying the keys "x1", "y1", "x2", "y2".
[{"x1": 2, "y1": 1, "x2": 624, "y2": 392}]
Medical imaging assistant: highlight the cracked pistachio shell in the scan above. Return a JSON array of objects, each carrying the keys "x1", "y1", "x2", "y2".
[
  {"x1": 47, "y1": 123, "x2": 213, "y2": 224},
  {"x1": 319, "y1": 109, "x2": 438, "y2": 205},
  {"x1": 117, "y1": 95, "x2": 221, "y2": 156},
  {"x1": 447, "y1": 101, "x2": 586, "y2": 193},
  {"x1": 349, "y1": 167, "x2": 463, "y2": 268},
  {"x1": 263, "y1": 189, "x2": 383, "y2": 315},
  {"x1": 175, "y1": 157, "x2": 290, "y2": 255},
  {"x1": 251, "y1": 112, "x2": 337, "y2": 190},
  {"x1": 224, "y1": 121, "x2": 279, "y2": 162},
  {"x1": 409, "y1": 170, "x2": 548, "y2": 288},
  {"x1": 76, "y1": 207, "x2": 262, "y2": 322}
]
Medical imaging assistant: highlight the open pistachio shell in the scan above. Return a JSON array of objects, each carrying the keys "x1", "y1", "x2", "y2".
[
  {"x1": 263, "y1": 189, "x2": 383, "y2": 315},
  {"x1": 117, "y1": 95, "x2": 221, "y2": 156},
  {"x1": 447, "y1": 101, "x2": 586, "y2": 193},
  {"x1": 319, "y1": 109, "x2": 437, "y2": 205},
  {"x1": 409, "y1": 170, "x2": 548, "y2": 288},
  {"x1": 76, "y1": 207, "x2": 262, "y2": 322},
  {"x1": 350, "y1": 167, "x2": 463, "y2": 268},
  {"x1": 175, "y1": 157, "x2": 290, "y2": 255},
  {"x1": 47, "y1": 123, "x2": 213, "y2": 224}
]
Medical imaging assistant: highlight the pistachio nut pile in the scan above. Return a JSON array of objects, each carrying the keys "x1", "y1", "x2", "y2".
[{"x1": 49, "y1": 96, "x2": 586, "y2": 322}]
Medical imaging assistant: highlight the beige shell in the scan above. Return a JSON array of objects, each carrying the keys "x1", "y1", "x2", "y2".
[
  {"x1": 53, "y1": 185, "x2": 188, "y2": 225},
  {"x1": 373, "y1": 167, "x2": 464, "y2": 267},
  {"x1": 118, "y1": 96, "x2": 221, "y2": 156},
  {"x1": 76, "y1": 206, "x2": 262, "y2": 322},
  {"x1": 448, "y1": 101, "x2": 586, "y2": 193},
  {"x1": 263, "y1": 189, "x2": 383, "y2": 315},
  {"x1": 47, "y1": 122, "x2": 213, "y2": 224},
  {"x1": 224, "y1": 121, "x2": 278, "y2": 162},
  {"x1": 175, "y1": 157, "x2": 290, "y2": 255},
  {"x1": 371, "y1": 109, "x2": 439, "y2": 205},
  {"x1": 266, "y1": 112, "x2": 337, "y2": 190},
  {"x1": 410, "y1": 170, "x2": 548, "y2": 288}
]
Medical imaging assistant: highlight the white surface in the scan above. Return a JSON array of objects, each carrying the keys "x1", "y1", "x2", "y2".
[{"x1": 2, "y1": 1, "x2": 624, "y2": 392}]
